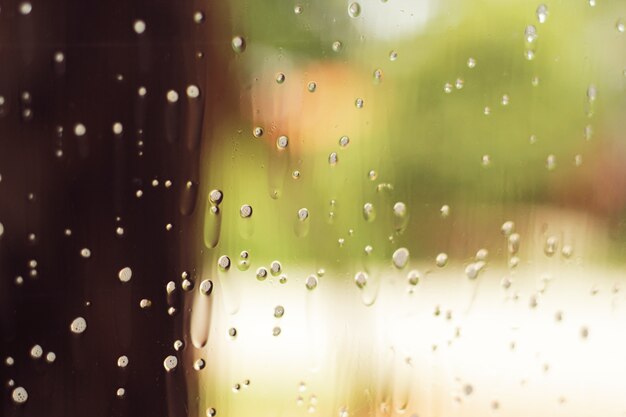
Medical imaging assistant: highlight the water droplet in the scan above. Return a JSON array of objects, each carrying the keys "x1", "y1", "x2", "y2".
[
  {"x1": 209, "y1": 189, "x2": 223, "y2": 205},
  {"x1": 70, "y1": 317, "x2": 87, "y2": 334},
  {"x1": 525, "y1": 25, "x2": 538, "y2": 43},
  {"x1": 253, "y1": 126, "x2": 264, "y2": 138},
  {"x1": 186, "y1": 85, "x2": 200, "y2": 98},
  {"x1": 589, "y1": 0, "x2": 596, "y2": 6},
  {"x1": 297, "y1": 208, "x2": 309, "y2": 221},
  {"x1": 166, "y1": 90, "x2": 179, "y2": 103},
  {"x1": 45, "y1": 352, "x2": 56, "y2": 363},
  {"x1": 354, "y1": 271, "x2": 368, "y2": 288},
  {"x1": 218, "y1": 255, "x2": 231, "y2": 271},
  {"x1": 256, "y1": 267, "x2": 268, "y2": 281},
  {"x1": 455, "y1": 78, "x2": 464, "y2": 89},
  {"x1": 392, "y1": 248, "x2": 410, "y2": 269},
  {"x1": 580, "y1": 326, "x2": 589, "y2": 339},
  {"x1": 182, "y1": 279, "x2": 194, "y2": 291},
  {"x1": 276, "y1": 135, "x2": 289, "y2": 149},
  {"x1": 118, "y1": 267, "x2": 132, "y2": 283},
  {"x1": 481, "y1": 154, "x2": 491, "y2": 166},
  {"x1": 348, "y1": 2, "x2": 361, "y2": 18},
  {"x1": 536, "y1": 4, "x2": 548, "y2": 23},
  {"x1": 174, "y1": 340, "x2": 184, "y2": 351},
  {"x1": 363, "y1": 202, "x2": 375, "y2": 221},
  {"x1": 562, "y1": 245, "x2": 574, "y2": 258},
  {"x1": 531, "y1": 76, "x2": 540, "y2": 86},
  {"x1": 368, "y1": 170, "x2": 377, "y2": 181},
  {"x1": 18, "y1": 2, "x2": 32, "y2": 15},
  {"x1": 501, "y1": 94, "x2": 510, "y2": 106},
  {"x1": 30, "y1": 344, "x2": 43, "y2": 359},
  {"x1": 467, "y1": 57, "x2": 476, "y2": 68},
  {"x1": 373, "y1": 69, "x2": 383, "y2": 81},
  {"x1": 305, "y1": 275, "x2": 318, "y2": 290},
  {"x1": 272, "y1": 326, "x2": 282, "y2": 336},
  {"x1": 0, "y1": 223, "x2": 4, "y2": 237},
  {"x1": 74, "y1": 123, "x2": 86, "y2": 137},
  {"x1": 117, "y1": 355, "x2": 129, "y2": 368},
  {"x1": 444, "y1": 83, "x2": 453, "y2": 93},
  {"x1": 292, "y1": 170, "x2": 301, "y2": 180},
  {"x1": 617, "y1": 19, "x2": 625, "y2": 33},
  {"x1": 544, "y1": 236, "x2": 558, "y2": 256},
  {"x1": 574, "y1": 154, "x2": 583, "y2": 167},
  {"x1": 294, "y1": 4, "x2": 303, "y2": 14},
  {"x1": 332, "y1": 41, "x2": 343, "y2": 52},
  {"x1": 501, "y1": 221, "x2": 515, "y2": 236},
  {"x1": 463, "y1": 384, "x2": 474, "y2": 396},
  {"x1": 139, "y1": 299, "x2": 152, "y2": 309},
  {"x1": 207, "y1": 408, "x2": 217, "y2": 417},
  {"x1": 328, "y1": 152, "x2": 338, "y2": 166},
  {"x1": 270, "y1": 261, "x2": 282, "y2": 276},
  {"x1": 435, "y1": 253, "x2": 448, "y2": 267},
  {"x1": 508, "y1": 233, "x2": 521, "y2": 254},
  {"x1": 274, "y1": 305, "x2": 285, "y2": 318},
  {"x1": 339, "y1": 136, "x2": 350, "y2": 147},
  {"x1": 194, "y1": 359, "x2": 206, "y2": 371},
  {"x1": 228, "y1": 327, "x2": 237, "y2": 337},
  {"x1": 12, "y1": 387, "x2": 28, "y2": 404},
  {"x1": 163, "y1": 355, "x2": 178, "y2": 372},
  {"x1": 546, "y1": 154, "x2": 556, "y2": 171},
  {"x1": 232, "y1": 36, "x2": 246, "y2": 53},
  {"x1": 240, "y1": 204, "x2": 253, "y2": 218},
  {"x1": 307, "y1": 81, "x2": 317, "y2": 92},
  {"x1": 465, "y1": 261, "x2": 485, "y2": 280},
  {"x1": 407, "y1": 270, "x2": 420, "y2": 286},
  {"x1": 440, "y1": 205, "x2": 450, "y2": 218},
  {"x1": 355, "y1": 98, "x2": 364, "y2": 108},
  {"x1": 193, "y1": 11, "x2": 205, "y2": 23},
  {"x1": 133, "y1": 19, "x2": 146, "y2": 35},
  {"x1": 199, "y1": 279, "x2": 213, "y2": 295},
  {"x1": 276, "y1": 72, "x2": 286, "y2": 83},
  {"x1": 389, "y1": 50, "x2": 398, "y2": 61},
  {"x1": 116, "y1": 388, "x2": 126, "y2": 398}
]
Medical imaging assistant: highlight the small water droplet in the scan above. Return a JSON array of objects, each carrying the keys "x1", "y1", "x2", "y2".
[
  {"x1": 467, "y1": 57, "x2": 476, "y2": 68},
  {"x1": 525, "y1": 25, "x2": 538, "y2": 43},
  {"x1": 186, "y1": 85, "x2": 200, "y2": 98},
  {"x1": 139, "y1": 299, "x2": 152, "y2": 309},
  {"x1": 218, "y1": 255, "x2": 231, "y2": 271},
  {"x1": 544, "y1": 236, "x2": 558, "y2": 256},
  {"x1": 272, "y1": 326, "x2": 282, "y2": 336},
  {"x1": 133, "y1": 19, "x2": 146, "y2": 34},
  {"x1": 297, "y1": 208, "x2": 309, "y2": 221},
  {"x1": 294, "y1": 4, "x2": 303, "y2": 15},
  {"x1": 307, "y1": 81, "x2": 317, "y2": 92},
  {"x1": 118, "y1": 267, "x2": 132, "y2": 283},
  {"x1": 350, "y1": 270, "x2": 367, "y2": 290},
  {"x1": 392, "y1": 248, "x2": 410, "y2": 269},
  {"x1": 373, "y1": 69, "x2": 383, "y2": 81},
  {"x1": 18, "y1": 2, "x2": 32, "y2": 15},
  {"x1": 444, "y1": 83, "x2": 453, "y2": 93},
  {"x1": 546, "y1": 154, "x2": 556, "y2": 171},
  {"x1": 617, "y1": 19, "x2": 625, "y2": 33},
  {"x1": 12, "y1": 386, "x2": 28, "y2": 404},
  {"x1": 355, "y1": 98, "x2": 364, "y2": 108},
  {"x1": 363, "y1": 202, "x2": 375, "y2": 221},
  {"x1": 163, "y1": 355, "x2": 178, "y2": 372},
  {"x1": 536, "y1": 4, "x2": 548, "y2": 23},
  {"x1": 199, "y1": 280, "x2": 213, "y2": 295},
  {"x1": 501, "y1": 94, "x2": 510, "y2": 106},
  {"x1": 332, "y1": 41, "x2": 343, "y2": 52},
  {"x1": 508, "y1": 233, "x2": 521, "y2": 254},
  {"x1": 232, "y1": 36, "x2": 246, "y2": 53},
  {"x1": 305, "y1": 275, "x2": 318, "y2": 290},
  {"x1": 240, "y1": 204, "x2": 253, "y2": 218},
  {"x1": 339, "y1": 136, "x2": 350, "y2": 147},
  {"x1": 435, "y1": 253, "x2": 448, "y2": 267},
  {"x1": 328, "y1": 152, "x2": 338, "y2": 166},
  {"x1": 194, "y1": 359, "x2": 206, "y2": 371},
  {"x1": 276, "y1": 72, "x2": 286, "y2": 83},
  {"x1": 45, "y1": 352, "x2": 56, "y2": 363},
  {"x1": 193, "y1": 11, "x2": 205, "y2": 23},
  {"x1": 389, "y1": 50, "x2": 398, "y2": 61},
  {"x1": 348, "y1": 2, "x2": 361, "y2": 18},
  {"x1": 70, "y1": 317, "x2": 87, "y2": 334},
  {"x1": 253, "y1": 126, "x2": 264, "y2": 138},
  {"x1": 407, "y1": 270, "x2": 420, "y2": 286},
  {"x1": 440, "y1": 205, "x2": 450, "y2": 218},
  {"x1": 74, "y1": 123, "x2": 86, "y2": 137},
  {"x1": 277, "y1": 135, "x2": 289, "y2": 149},
  {"x1": 256, "y1": 267, "x2": 268, "y2": 281},
  {"x1": 30, "y1": 344, "x2": 43, "y2": 359},
  {"x1": 481, "y1": 154, "x2": 491, "y2": 166},
  {"x1": 206, "y1": 408, "x2": 217, "y2": 417}
]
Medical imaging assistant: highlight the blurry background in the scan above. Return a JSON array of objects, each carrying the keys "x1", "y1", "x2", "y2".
[{"x1": 1, "y1": 0, "x2": 626, "y2": 417}]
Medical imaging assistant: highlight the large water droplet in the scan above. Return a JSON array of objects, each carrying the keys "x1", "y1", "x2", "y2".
[{"x1": 348, "y1": 2, "x2": 361, "y2": 18}]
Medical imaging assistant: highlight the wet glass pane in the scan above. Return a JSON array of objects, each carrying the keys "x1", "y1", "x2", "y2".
[{"x1": 1, "y1": 1, "x2": 625, "y2": 417}]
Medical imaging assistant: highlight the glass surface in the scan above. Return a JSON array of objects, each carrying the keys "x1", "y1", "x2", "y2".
[{"x1": 1, "y1": 1, "x2": 626, "y2": 417}]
